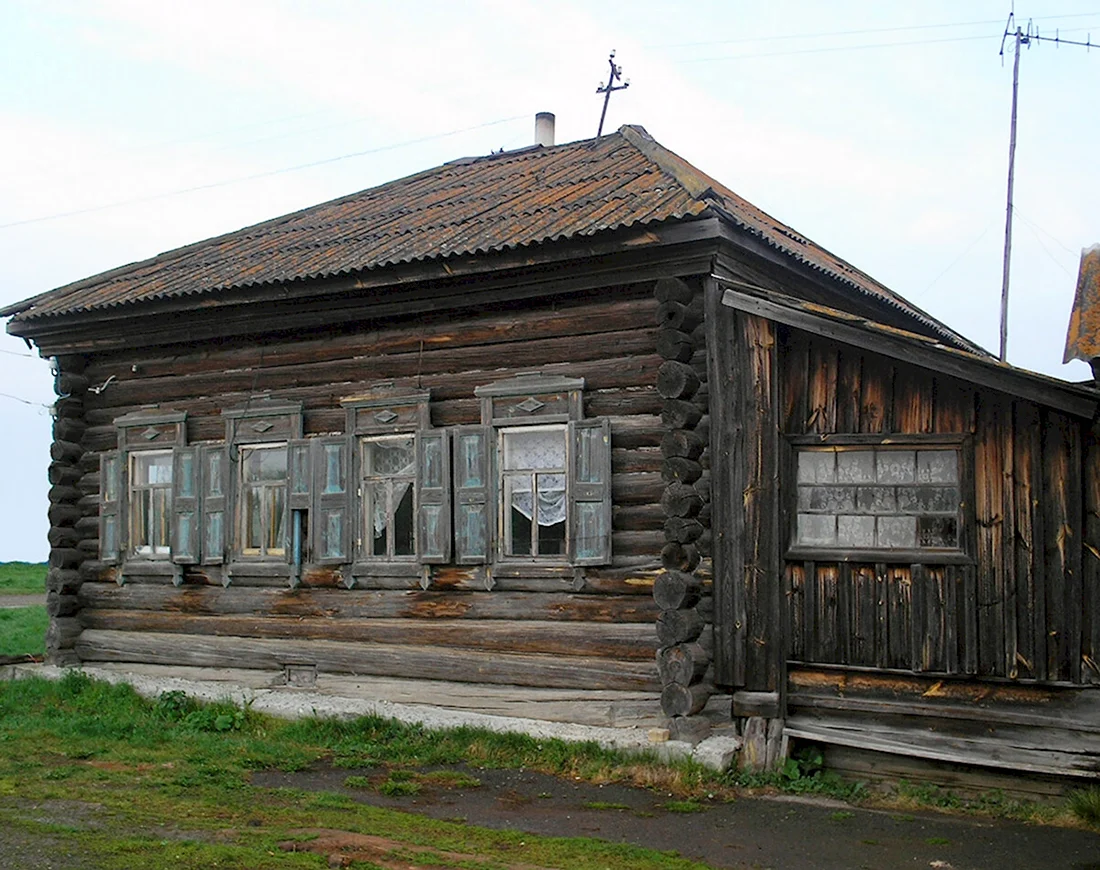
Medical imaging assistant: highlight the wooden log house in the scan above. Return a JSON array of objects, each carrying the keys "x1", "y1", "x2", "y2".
[{"x1": 5, "y1": 122, "x2": 1098, "y2": 781}]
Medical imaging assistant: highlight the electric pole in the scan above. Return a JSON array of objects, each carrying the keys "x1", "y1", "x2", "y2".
[{"x1": 595, "y1": 51, "x2": 629, "y2": 139}]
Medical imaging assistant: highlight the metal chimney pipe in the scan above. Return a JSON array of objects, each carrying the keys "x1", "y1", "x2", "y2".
[{"x1": 535, "y1": 112, "x2": 555, "y2": 147}]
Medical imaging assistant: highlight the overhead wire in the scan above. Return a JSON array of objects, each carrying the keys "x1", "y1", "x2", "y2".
[{"x1": 0, "y1": 114, "x2": 527, "y2": 231}]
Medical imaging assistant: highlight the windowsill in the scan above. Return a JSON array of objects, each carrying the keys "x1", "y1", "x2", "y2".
[
  {"x1": 352, "y1": 560, "x2": 420, "y2": 577},
  {"x1": 785, "y1": 547, "x2": 974, "y2": 565},
  {"x1": 492, "y1": 562, "x2": 576, "y2": 579},
  {"x1": 226, "y1": 561, "x2": 291, "y2": 578},
  {"x1": 120, "y1": 560, "x2": 177, "y2": 576}
]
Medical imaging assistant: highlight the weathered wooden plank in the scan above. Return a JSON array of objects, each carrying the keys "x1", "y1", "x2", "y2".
[
  {"x1": 849, "y1": 564, "x2": 878, "y2": 668},
  {"x1": 1011, "y1": 401, "x2": 1043, "y2": 680},
  {"x1": 76, "y1": 629, "x2": 660, "y2": 691},
  {"x1": 931, "y1": 376, "x2": 975, "y2": 434},
  {"x1": 806, "y1": 342, "x2": 837, "y2": 434},
  {"x1": 779, "y1": 327, "x2": 809, "y2": 436},
  {"x1": 892, "y1": 363, "x2": 934, "y2": 435},
  {"x1": 858, "y1": 357, "x2": 892, "y2": 434},
  {"x1": 815, "y1": 564, "x2": 840, "y2": 664},
  {"x1": 1042, "y1": 410, "x2": 1084, "y2": 683},
  {"x1": 974, "y1": 398, "x2": 1008, "y2": 677},
  {"x1": 1085, "y1": 417, "x2": 1100, "y2": 684},
  {"x1": 886, "y1": 565, "x2": 912, "y2": 670},
  {"x1": 835, "y1": 350, "x2": 863, "y2": 433},
  {"x1": 78, "y1": 612, "x2": 658, "y2": 660},
  {"x1": 78, "y1": 583, "x2": 662, "y2": 622},
  {"x1": 704, "y1": 279, "x2": 740, "y2": 686},
  {"x1": 786, "y1": 563, "x2": 805, "y2": 662}
]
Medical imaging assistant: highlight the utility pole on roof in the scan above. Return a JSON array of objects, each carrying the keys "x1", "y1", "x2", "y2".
[
  {"x1": 997, "y1": 9, "x2": 1094, "y2": 362},
  {"x1": 595, "y1": 51, "x2": 629, "y2": 138}
]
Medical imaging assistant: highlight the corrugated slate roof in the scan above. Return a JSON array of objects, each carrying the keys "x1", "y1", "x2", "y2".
[
  {"x1": 1, "y1": 124, "x2": 978, "y2": 351},
  {"x1": 1064, "y1": 244, "x2": 1100, "y2": 364}
]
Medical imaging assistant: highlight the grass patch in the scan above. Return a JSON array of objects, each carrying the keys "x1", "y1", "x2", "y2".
[
  {"x1": 663, "y1": 799, "x2": 705, "y2": 814},
  {"x1": 0, "y1": 606, "x2": 47, "y2": 657},
  {"x1": 582, "y1": 801, "x2": 630, "y2": 811},
  {"x1": 0, "y1": 674, "x2": 711, "y2": 869},
  {"x1": 1068, "y1": 786, "x2": 1100, "y2": 828},
  {"x1": 0, "y1": 562, "x2": 46, "y2": 596}
]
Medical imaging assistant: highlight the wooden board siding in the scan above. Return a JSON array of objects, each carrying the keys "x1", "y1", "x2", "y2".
[
  {"x1": 778, "y1": 328, "x2": 1099, "y2": 686},
  {"x1": 62, "y1": 285, "x2": 666, "y2": 689}
]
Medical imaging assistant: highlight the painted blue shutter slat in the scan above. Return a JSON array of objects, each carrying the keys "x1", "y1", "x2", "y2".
[
  {"x1": 452, "y1": 426, "x2": 493, "y2": 564},
  {"x1": 416, "y1": 429, "x2": 451, "y2": 564},
  {"x1": 569, "y1": 418, "x2": 612, "y2": 565},
  {"x1": 99, "y1": 451, "x2": 121, "y2": 565},
  {"x1": 200, "y1": 445, "x2": 229, "y2": 565},
  {"x1": 171, "y1": 446, "x2": 201, "y2": 565}
]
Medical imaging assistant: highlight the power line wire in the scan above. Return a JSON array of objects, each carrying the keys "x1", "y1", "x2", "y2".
[
  {"x1": 679, "y1": 33, "x2": 999, "y2": 64},
  {"x1": 0, "y1": 347, "x2": 38, "y2": 359},
  {"x1": 653, "y1": 11, "x2": 1100, "y2": 49},
  {"x1": 0, "y1": 391, "x2": 50, "y2": 409},
  {"x1": 0, "y1": 115, "x2": 527, "y2": 231}
]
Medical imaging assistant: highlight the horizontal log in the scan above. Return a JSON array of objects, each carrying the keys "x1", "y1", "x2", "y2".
[
  {"x1": 657, "y1": 642, "x2": 712, "y2": 686},
  {"x1": 660, "y1": 482, "x2": 703, "y2": 518},
  {"x1": 695, "y1": 414, "x2": 710, "y2": 447},
  {"x1": 613, "y1": 504, "x2": 664, "y2": 532},
  {"x1": 660, "y1": 457, "x2": 702, "y2": 485},
  {"x1": 654, "y1": 277, "x2": 694, "y2": 305},
  {"x1": 661, "y1": 429, "x2": 705, "y2": 461},
  {"x1": 661, "y1": 681, "x2": 714, "y2": 717},
  {"x1": 697, "y1": 528, "x2": 713, "y2": 558},
  {"x1": 78, "y1": 583, "x2": 662, "y2": 623},
  {"x1": 656, "y1": 328, "x2": 694, "y2": 363},
  {"x1": 53, "y1": 418, "x2": 85, "y2": 442},
  {"x1": 48, "y1": 548, "x2": 82, "y2": 569},
  {"x1": 656, "y1": 607, "x2": 705, "y2": 646},
  {"x1": 663, "y1": 517, "x2": 704, "y2": 544},
  {"x1": 48, "y1": 463, "x2": 83, "y2": 487},
  {"x1": 74, "y1": 515, "x2": 100, "y2": 536},
  {"x1": 653, "y1": 571, "x2": 704, "y2": 611},
  {"x1": 46, "y1": 616, "x2": 82, "y2": 651},
  {"x1": 78, "y1": 611, "x2": 658, "y2": 660},
  {"x1": 656, "y1": 360, "x2": 700, "y2": 400},
  {"x1": 54, "y1": 396, "x2": 85, "y2": 419},
  {"x1": 50, "y1": 440, "x2": 83, "y2": 463},
  {"x1": 612, "y1": 447, "x2": 662, "y2": 474},
  {"x1": 660, "y1": 399, "x2": 702, "y2": 431},
  {"x1": 48, "y1": 485, "x2": 83, "y2": 505},
  {"x1": 75, "y1": 630, "x2": 660, "y2": 691},
  {"x1": 48, "y1": 526, "x2": 81, "y2": 548},
  {"x1": 694, "y1": 471, "x2": 712, "y2": 502},
  {"x1": 612, "y1": 472, "x2": 664, "y2": 506},
  {"x1": 661, "y1": 542, "x2": 700, "y2": 573},
  {"x1": 656, "y1": 299, "x2": 702, "y2": 333},
  {"x1": 48, "y1": 504, "x2": 84, "y2": 527},
  {"x1": 47, "y1": 568, "x2": 83, "y2": 594},
  {"x1": 55, "y1": 372, "x2": 89, "y2": 396},
  {"x1": 47, "y1": 591, "x2": 80, "y2": 618}
]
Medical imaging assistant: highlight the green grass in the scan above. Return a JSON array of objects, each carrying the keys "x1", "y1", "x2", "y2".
[
  {"x1": 1068, "y1": 786, "x2": 1100, "y2": 828},
  {"x1": 0, "y1": 673, "x2": 712, "y2": 870},
  {"x1": 0, "y1": 606, "x2": 47, "y2": 656},
  {"x1": 0, "y1": 562, "x2": 46, "y2": 596}
]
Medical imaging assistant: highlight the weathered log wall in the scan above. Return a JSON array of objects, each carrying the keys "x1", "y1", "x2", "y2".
[
  {"x1": 779, "y1": 327, "x2": 1100, "y2": 685},
  {"x1": 60, "y1": 284, "x2": 670, "y2": 689}
]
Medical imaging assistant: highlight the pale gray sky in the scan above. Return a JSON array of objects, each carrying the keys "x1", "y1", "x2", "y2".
[{"x1": 2, "y1": 0, "x2": 1098, "y2": 560}]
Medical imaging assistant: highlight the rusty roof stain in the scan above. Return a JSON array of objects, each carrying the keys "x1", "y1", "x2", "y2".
[
  {"x1": 1064, "y1": 244, "x2": 1100, "y2": 364},
  {"x1": 1, "y1": 125, "x2": 974, "y2": 350}
]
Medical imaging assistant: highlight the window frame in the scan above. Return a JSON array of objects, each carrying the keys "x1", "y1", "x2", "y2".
[
  {"x1": 360, "y1": 432, "x2": 418, "y2": 562},
  {"x1": 783, "y1": 433, "x2": 974, "y2": 565},
  {"x1": 237, "y1": 441, "x2": 291, "y2": 559},
  {"x1": 498, "y1": 423, "x2": 569, "y2": 561},
  {"x1": 127, "y1": 449, "x2": 174, "y2": 559}
]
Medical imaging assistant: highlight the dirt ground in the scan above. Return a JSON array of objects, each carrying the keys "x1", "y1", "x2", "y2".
[{"x1": 252, "y1": 764, "x2": 1100, "y2": 870}]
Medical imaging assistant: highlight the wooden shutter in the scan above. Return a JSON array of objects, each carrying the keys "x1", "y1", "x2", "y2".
[
  {"x1": 452, "y1": 426, "x2": 493, "y2": 564},
  {"x1": 568, "y1": 418, "x2": 612, "y2": 565},
  {"x1": 200, "y1": 445, "x2": 229, "y2": 566},
  {"x1": 311, "y1": 436, "x2": 352, "y2": 564},
  {"x1": 416, "y1": 429, "x2": 451, "y2": 564},
  {"x1": 171, "y1": 446, "x2": 201, "y2": 565},
  {"x1": 99, "y1": 451, "x2": 121, "y2": 565}
]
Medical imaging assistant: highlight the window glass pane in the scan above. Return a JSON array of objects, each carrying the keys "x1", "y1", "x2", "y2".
[
  {"x1": 132, "y1": 489, "x2": 151, "y2": 548},
  {"x1": 268, "y1": 487, "x2": 286, "y2": 553},
  {"x1": 103, "y1": 515, "x2": 118, "y2": 556},
  {"x1": 133, "y1": 453, "x2": 173, "y2": 486},
  {"x1": 504, "y1": 475, "x2": 533, "y2": 557},
  {"x1": 245, "y1": 447, "x2": 287, "y2": 482},
  {"x1": 103, "y1": 456, "x2": 119, "y2": 501},
  {"x1": 393, "y1": 484, "x2": 414, "y2": 556},
  {"x1": 503, "y1": 428, "x2": 565, "y2": 471},
  {"x1": 204, "y1": 511, "x2": 223, "y2": 556},
  {"x1": 152, "y1": 487, "x2": 170, "y2": 550},
  {"x1": 369, "y1": 481, "x2": 388, "y2": 556},
  {"x1": 917, "y1": 450, "x2": 958, "y2": 483},
  {"x1": 246, "y1": 487, "x2": 262, "y2": 550},
  {"x1": 421, "y1": 436, "x2": 443, "y2": 488},
  {"x1": 366, "y1": 437, "x2": 414, "y2": 476}
]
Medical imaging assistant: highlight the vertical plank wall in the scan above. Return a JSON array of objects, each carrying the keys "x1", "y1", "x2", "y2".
[
  {"x1": 779, "y1": 327, "x2": 1098, "y2": 685},
  {"x1": 65, "y1": 285, "x2": 668, "y2": 690}
]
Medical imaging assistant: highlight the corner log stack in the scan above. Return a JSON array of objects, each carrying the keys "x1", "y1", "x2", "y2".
[
  {"x1": 46, "y1": 356, "x2": 89, "y2": 664},
  {"x1": 653, "y1": 277, "x2": 715, "y2": 717}
]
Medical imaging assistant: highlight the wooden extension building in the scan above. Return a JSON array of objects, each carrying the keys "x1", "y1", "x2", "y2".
[{"x1": 5, "y1": 122, "x2": 1098, "y2": 782}]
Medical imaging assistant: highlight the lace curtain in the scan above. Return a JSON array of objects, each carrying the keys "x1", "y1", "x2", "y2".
[{"x1": 505, "y1": 429, "x2": 566, "y2": 527}]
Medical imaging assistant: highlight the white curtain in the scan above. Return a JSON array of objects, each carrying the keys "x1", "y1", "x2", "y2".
[{"x1": 505, "y1": 429, "x2": 567, "y2": 527}]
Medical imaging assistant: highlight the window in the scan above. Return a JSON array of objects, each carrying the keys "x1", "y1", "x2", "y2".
[
  {"x1": 500, "y1": 425, "x2": 567, "y2": 558},
  {"x1": 791, "y1": 443, "x2": 965, "y2": 558},
  {"x1": 129, "y1": 451, "x2": 173, "y2": 557},
  {"x1": 362, "y1": 435, "x2": 416, "y2": 558},
  {"x1": 239, "y1": 444, "x2": 288, "y2": 557}
]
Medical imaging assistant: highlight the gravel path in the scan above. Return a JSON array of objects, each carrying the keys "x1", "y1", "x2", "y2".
[{"x1": 0, "y1": 594, "x2": 45, "y2": 609}]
